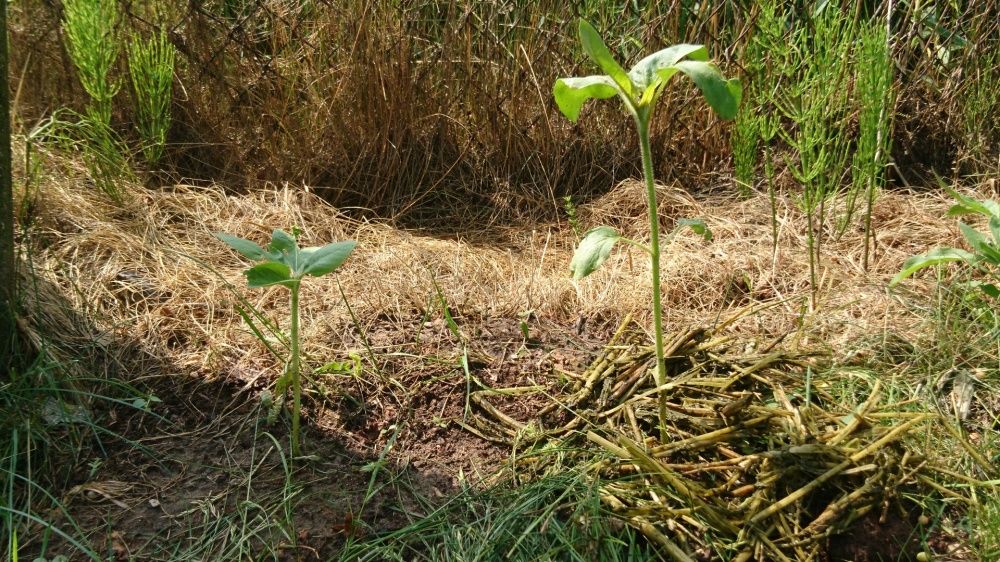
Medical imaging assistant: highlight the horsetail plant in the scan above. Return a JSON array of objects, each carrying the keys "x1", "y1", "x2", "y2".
[
  {"x1": 127, "y1": 31, "x2": 176, "y2": 166},
  {"x1": 216, "y1": 229, "x2": 356, "y2": 456},
  {"x1": 850, "y1": 20, "x2": 894, "y2": 270},
  {"x1": 62, "y1": 0, "x2": 120, "y2": 129},
  {"x1": 62, "y1": 0, "x2": 129, "y2": 202},
  {"x1": 554, "y1": 20, "x2": 740, "y2": 437}
]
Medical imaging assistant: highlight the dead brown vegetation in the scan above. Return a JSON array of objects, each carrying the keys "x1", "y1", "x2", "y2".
[{"x1": 10, "y1": 0, "x2": 997, "y2": 223}]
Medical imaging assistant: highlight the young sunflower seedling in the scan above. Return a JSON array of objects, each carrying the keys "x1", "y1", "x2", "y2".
[
  {"x1": 554, "y1": 20, "x2": 740, "y2": 437},
  {"x1": 216, "y1": 229, "x2": 356, "y2": 456}
]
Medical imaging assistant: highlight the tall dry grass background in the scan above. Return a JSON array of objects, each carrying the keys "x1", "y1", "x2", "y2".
[{"x1": 9, "y1": 0, "x2": 996, "y2": 224}]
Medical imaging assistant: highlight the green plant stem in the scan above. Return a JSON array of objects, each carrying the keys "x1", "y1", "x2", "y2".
[
  {"x1": 635, "y1": 110, "x2": 669, "y2": 442},
  {"x1": 289, "y1": 281, "x2": 302, "y2": 456}
]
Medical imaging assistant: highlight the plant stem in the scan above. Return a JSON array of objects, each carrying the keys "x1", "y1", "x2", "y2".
[
  {"x1": 289, "y1": 281, "x2": 302, "y2": 456},
  {"x1": 635, "y1": 111, "x2": 669, "y2": 442}
]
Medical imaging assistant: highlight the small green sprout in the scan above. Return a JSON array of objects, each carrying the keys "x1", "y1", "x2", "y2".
[
  {"x1": 554, "y1": 20, "x2": 740, "y2": 436},
  {"x1": 216, "y1": 229, "x2": 356, "y2": 456}
]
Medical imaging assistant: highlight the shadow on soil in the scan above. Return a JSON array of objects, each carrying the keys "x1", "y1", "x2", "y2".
[
  {"x1": 16, "y1": 265, "x2": 620, "y2": 561},
  {"x1": 13, "y1": 271, "x2": 525, "y2": 562}
]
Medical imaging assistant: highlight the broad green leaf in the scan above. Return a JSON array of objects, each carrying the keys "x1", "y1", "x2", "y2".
[
  {"x1": 553, "y1": 76, "x2": 620, "y2": 122},
  {"x1": 676, "y1": 218, "x2": 713, "y2": 241},
  {"x1": 946, "y1": 189, "x2": 1000, "y2": 219},
  {"x1": 959, "y1": 222, "x2": 988, "y2": 252},
  {"x1": 246, "y1": 262, "x2": 295, "y2": 288},
  {"x1": 976, "y1": 242, "x2": 1000, "y2": 265},
  {"x1": 570, "y1": 226, "x2": 622, "y2": 280},
  {"x1": 215, "y1": 232, "x2": 268, "y2": 261},
  {"x1": 990, "y1": 215, "x2": 1000, "y2": 245},
  {"x1": 578, "y1": 20, "x2": 632, "y2": 97},
  {"x1": 889, "y1": 247, "x2": 976, "y2": 286},
  {"x1": 628, "y1": 44, "x2": 707, "y2": 91},
  {"x1": 672, "y1": 60, "x2": 742, "y2": 119},
  {"x1": 300, "y1": 240, "x2": 357, "y2": 277}
]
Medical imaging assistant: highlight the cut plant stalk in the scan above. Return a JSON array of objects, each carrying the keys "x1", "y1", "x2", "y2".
[
  {"x1": 216, "y1": 229, "x2": 356, "y2": 456},
  {"x1": 554, "y1": 20, "x2": 740, "y2": 437}
]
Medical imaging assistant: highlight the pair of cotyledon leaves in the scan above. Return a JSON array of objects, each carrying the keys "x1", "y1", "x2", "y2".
[
  {"x1": 891, "y1": 191, "x2": 1000, "y2": 298},
  {"x1": 556, "y1": 21, "x2": 737, "y2": 280},
  {"x1": 215, "y1": 230, "x2": 356, "y2": 288}
]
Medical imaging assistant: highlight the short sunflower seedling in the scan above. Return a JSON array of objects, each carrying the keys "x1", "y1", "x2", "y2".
[
  {"x1": 216, "y1": 229, "x2": 356, "y2": 456},
  {"x1": 554, "y1": 20, "x2": 740, "y2": 436}
]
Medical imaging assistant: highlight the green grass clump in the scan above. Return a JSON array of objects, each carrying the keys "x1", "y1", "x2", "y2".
[{"x1": 340, "y1": 468, "x2": 653, "y2": 562}]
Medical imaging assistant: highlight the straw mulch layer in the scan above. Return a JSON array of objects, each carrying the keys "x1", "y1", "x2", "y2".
[{"x1": 469, "y1": 315, "x2": 992, "y2": 562}]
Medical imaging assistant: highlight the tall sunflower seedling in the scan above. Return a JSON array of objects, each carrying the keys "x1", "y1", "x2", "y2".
[{"x1": 554, "y1": 20, "x2": 740, "y2": 437}]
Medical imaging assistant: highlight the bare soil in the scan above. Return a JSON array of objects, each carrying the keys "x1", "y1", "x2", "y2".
[{"x1": 33, "y1": 313, "x2": 606, "y2": 561}]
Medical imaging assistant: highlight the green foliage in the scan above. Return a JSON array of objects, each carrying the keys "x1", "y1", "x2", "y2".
[
  {"x1": 562, "y1": 195, "x2": 582, "y2": 238},
  {"x1": 960, "y1": 41, "x2": 1000, "y2": 160},
  {"x1": 731, "y1": 0, "x2": 786, "y2": 198},
  {"x1": 1, "y1": 350, "x2": 153, "y2": 562},
  {"x1": 339, "y1": 468, "x2": 655, "y2": 562},
  {"x1": 31, "y1": 110, "x2": 131, "y2": 203},
  {"x1": 891, "y1": 191, "x2": 1000, "y2": 299},
  {"x1": 570, "y1": 226, "x2": 622, "y2": 280},
  {"x1": 554, "y1": 19, "x2": 738, "y2": 435},
  {"x1": 851, "y1": 21, "x2": 895, "y2": 269},
  {"x1": 216, "y1": 229, "x2": 356, "y2": 456},
  {"x1": 770, "y1": 5, "x2": 855, "y2": 304},
  {"x1": 554, "y1": 21, "x2": 740, "y2": 124},
  {"x1": 60, "y1": 0, "x2": 132, "y2": 202},
  {"x1": 61, "y1": 0, "x2": 120, "y2": 129},
  {"x1": 127, "y1": 31, "x2": 176, "y2": 166}
]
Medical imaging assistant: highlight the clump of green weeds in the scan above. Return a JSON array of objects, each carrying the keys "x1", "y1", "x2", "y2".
[
  {"x1": 552, "y1": 19, "x2": 740, "y2": 436},
  {"x1": 216, "y1": 229, "x2": 356, "y2": 456},
  {"x1": 340, "y1": 466, "x2": 654, "y2": 562},
  {"x1": 562, "y1": 195, "x2": 582, "y2": 238}
]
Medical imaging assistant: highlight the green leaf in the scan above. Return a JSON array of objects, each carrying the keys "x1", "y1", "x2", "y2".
[
  {"x1": 578, "y1": 20, "x2": 632, "y2": 97},
  {"x1": 959, "y1": 222, "x2": 988, "y2": 252},
  {"x1": 976, "y1": 242, "x2": 1000, "y2": 265},
  {"x1": 553, "y1": 76, "x2": 620, "y2": 122},
  {"x1": 628, "y1": 44, "x2": 707, "y2": 92},
  {"x1": 990, "y1": 215, "x2": 1000, "y2": 245},
  {"x1": 672, "y1": 60, "x2": 742, "y2": 119},
  {"x1": 300, "y1": 240, "x2": 357, "y2": 277},
  {"x1": 676, "y1": 218, "x2": 712, "y2": 241},
  {"x1": 245, "y1": 262, "x2": 295, "y2": 288},
  {"x1": 889, "y1": 247, "x2": 976, "y2": 286},
  {"x1": 570, "y1": 226, "x2": 622, "y2": 280},
  {"x1": 946, "y1": 189, "x2": 1000, "y2": 219},
  {"x1": 269, "y1": 229, "x2": 298, "y2": 256},
  {"x1": 215, "y1": 232, "x2": 268, "y2": 261},
  {"x1": 979, "y1": 283, "x2": 1000, "y2": 299}
]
